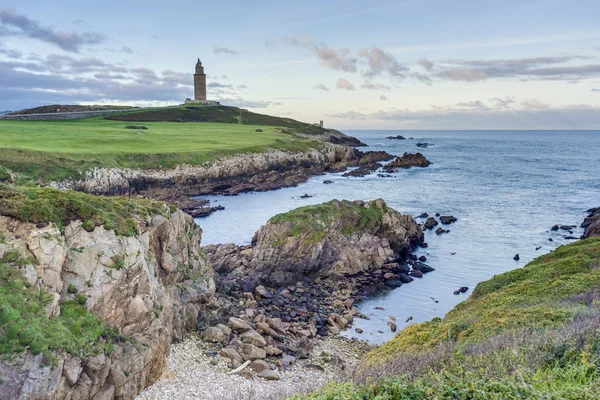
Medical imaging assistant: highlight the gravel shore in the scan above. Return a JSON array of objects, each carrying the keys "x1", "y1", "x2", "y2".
[{"x1": 136, "y1": 334, "x2": 372, "y2": 400}]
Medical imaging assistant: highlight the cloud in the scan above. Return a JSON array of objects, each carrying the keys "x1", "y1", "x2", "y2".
[
  {"x1": 314, "y1": 45, "x2": 357, "y2": 72},
  {"x1": 207, "y1": 82, "x2": 233, "y2": 89},
  {"x1": 336, "y1": 78, "x2": 355, "y2": 91},
  {"x1": 456, "y1": 100, "x2": 488, "y2": 109},
  {"x1": 521, "y1": 98, "x2": 551, "y2": 109},
  {"x1": 592, "y1": 88, "x2": 600, "y2": 92},
  {"x1": 213, "y1": 46, "x2": 239, "y2": 55},
  {"x1": 490, "y1": 97, "x2": 515, "y2": 108},
  {"x1": 213, "y1": 97, "x2": 281, "y2": 108},
  {"x1": 379, "y1": 95, "x2": 387, "y2": 101},
  {"x1": 0, "y1": 9, "x2": 107, "y2": 52},
  {"x1": 361, "y1": 80, "x2": 391, "y2": 90},
  {"x1": 418, "y1": 58, "x2": 433, "y2": 71},
  {"x1": 435, "y1": 55, "x2": 600, "y2": 82},
  {"x1": 0, "y1": 45, "x2": 22, "y2": 59},
  {"x1": 357, "y1": 46, "x2": 408, "y2": 78},
  {"x1": 328, "y1": 103, "x2": 600, "y2": 129},
  {"x1": 313, "y1": 83, "x2": 330, "y2": 91}
]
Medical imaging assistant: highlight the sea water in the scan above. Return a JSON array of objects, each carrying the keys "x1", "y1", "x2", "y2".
[{"x1": 195, "y1": 130, "x2": 600, "y2": 344}]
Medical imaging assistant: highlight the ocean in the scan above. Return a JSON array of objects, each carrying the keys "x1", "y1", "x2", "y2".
[{"x1": 195, "y1": 130, "x2": 600, "y2": 344}]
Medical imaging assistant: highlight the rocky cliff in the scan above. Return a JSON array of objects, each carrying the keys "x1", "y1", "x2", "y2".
[
  {"x1": 582, "y1": 207, "x2": 600, "y2": 238},
  {"x1": 0, "y1": 188, "x2": 214, "y2": 400},
  {"x1": 210, "y1": 199, "x2": 423, "y2": 288},
  {"x1": 54, "y1": 144, "x2": 388, "y2": 200}
]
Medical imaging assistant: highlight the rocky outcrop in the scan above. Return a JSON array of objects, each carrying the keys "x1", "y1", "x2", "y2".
[
  {"x1": 383, "y1": 152, "x2": 431, "y2": 172},
  {"x1": 0, "y1": 210, "x2": 215, "y2": 400},
  {"x1": 55, "y1": 144, "x2": 366, "y2": 199},
  {"x1": 222, "y1": 199, "x2": 423, "y2": 287},
  {"x1": 582, "y1": 208, "x2": 600, "y2": 238}
]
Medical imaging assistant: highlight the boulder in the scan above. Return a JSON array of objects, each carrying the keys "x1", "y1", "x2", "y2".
[
  {"x1": 240, "y1": 330, "x2": 267, "y2": 347},
  {"x1": 201, "y1": 327, "x2": 227, "y2": 343},
  {"x1": 412, "y1": 261, "x2": 435, "y2": 273},
  {"x1": 440, "y1": 215, "x2": 457, "y2": 224},
  {"x1": 242, "y1": 344, "x2": 266, "y2": 360},
  {"x1": 249, "y1": 360, "x2": 270, "y2": 373},
  {"x1": 424, "y1": 217, "x2": 438, "y2": 230},
  {"x1": 383, "y1": 152, "x2": 431, "y2": 172},
  {"x1": 219, "y1": 347, "x2": 243, "y2": 363},
  {"x1": 254, "y1": 285, "x2": 272, "y2": 299},
  {"x1": 228, "y1": 317, "x2": 253, "y2": 332},
  {"x1": 583, "y1": 208, "x2": 600, "y2": 238},
  {"x1": 257, "y1": 370, "x2": 279, "y2": 380}
]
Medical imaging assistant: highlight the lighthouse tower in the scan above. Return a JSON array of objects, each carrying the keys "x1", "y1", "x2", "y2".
[{"x1": 194, "y1": 58, "x2": 207, "y2": 101}]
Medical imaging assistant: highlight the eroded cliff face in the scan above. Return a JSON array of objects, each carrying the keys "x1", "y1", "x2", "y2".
[
  {"x1": 0, "y1": 210, "x2": 214, "y2": 400},
  {"x1": 209, "y1": 199, "x2": 423, "y2": 288},
  {"x1": 55, "y1": 144, "x2": 361, "y2": 199},
  {"x1": 583, "y1": 208, "x2": 600, "y2": 238}
]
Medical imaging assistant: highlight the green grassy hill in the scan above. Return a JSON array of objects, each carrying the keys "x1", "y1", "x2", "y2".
[
  {"x1": 299, "y1": 237, "x2": 600, "y2": 399},
  {"x1": 105, "y1": 105, "x2": 328, "y2": 135},
  {"x1": 0, "y1": 114, "x2": 318, "y2": 182}
]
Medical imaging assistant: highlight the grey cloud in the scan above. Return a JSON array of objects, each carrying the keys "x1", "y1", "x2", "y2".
[
  {"x1": 456, "y1": 100, "x2": 488, "y2": 109},
  {"x1": 313, "y1": 83, "x2": 330, "y2": 91},
  {"x1": 592, "y1": 88, "x2": 600, "y2": 92},
  {"x1": 236, "y1": 85, "x2": 248, "y2": 89},
  {"x1": 0, "y1": 45, "x2": 22, "y2": 59},
  {"x1": 379, "y1": 95, "x2": 387, "y2": 101},
  {"x1": 207, "y1": 82, "x2": 233, "y2": 89},
  {"x1": 336, "y1": 78, "x2": 355, "y2": 91},
  {"x1": 328, "y1": 104, "x2": 600, "y2": 129},
  {"x1": 418, "y1": 58, "x2": 433, "y2": 71},
  {"x1": 490, "y1": 97, "x2": 515, "y2": 108},
  {"x1": 358, "y1": 46, "x2": 408, "y2": 78},
  {"x1": 408, "y1": 71, "x2": 432, "y2": 85},
  {"x1": 314, "y1": 46, "x2": 357, "y2": 72},
  {"x1": 213, "y1": 46, "x2": 239, "y2": 55},
  {"x1": 0, "y1": 9, "x2": 107, "y2": 52},
  {"x1": 436, "y1": 55, "x2": 600, "y2": 82},
  {"x1": 361, "y1": 80, "x2": 391, "y2": 90},
  {"x1": 521, "y1": 98, "x2": 551, "y2": 109}
]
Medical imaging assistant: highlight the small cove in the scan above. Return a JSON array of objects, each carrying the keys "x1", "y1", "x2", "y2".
[{"x1": 195, "y1": 130, "x2": 600, "y2": 344}]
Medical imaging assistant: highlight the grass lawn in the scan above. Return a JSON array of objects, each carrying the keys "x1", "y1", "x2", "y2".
[{"x1": 0, "y1": 117, "x2": 318, "y2": 181}]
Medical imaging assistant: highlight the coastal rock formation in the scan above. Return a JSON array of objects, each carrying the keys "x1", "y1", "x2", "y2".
[
  {"x1": 55, "y1": 144, "x2": 387, "y2": 200},
  {"x1": 243, "y1": 199, "x2": 423, "y2": 287},
  {"x1": 582, "y1": 208, "x2": 600, "y2": 238},
  {"x1": 0, "y1": 209, "x2": 214, "y2": 400},
  {"x1": 383, "y1": 152, "x2": 431, "y2": 172}
]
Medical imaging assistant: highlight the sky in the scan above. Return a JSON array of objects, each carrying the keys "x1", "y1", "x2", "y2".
[{"x1": 0, "y1": 0, "x2": 599, "y2": 129}]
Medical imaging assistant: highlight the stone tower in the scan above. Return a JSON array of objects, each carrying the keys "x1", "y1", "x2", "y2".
[{"x1": 194, "y1": 58, "x2": 207, "y2": 101}]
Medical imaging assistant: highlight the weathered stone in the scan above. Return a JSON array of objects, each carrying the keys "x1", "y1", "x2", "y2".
[
  {"x1": 255, "y1": 285, "x2": 272, "y2": 299},
  {"x1": 219, "y1": 347, "x2": 243, "y2": 363},
  {"x1": 228, "y1": 317, "x2": 253, "y2": 332},
  {"x1": 249, "y1": 360, "x2": 270, "y2": 373},
  {"x1": 240, "y1": 330, "x2": 267, "y2": 347},
  {"x1": 242, "y1": 343, "x2": 266, "y2": 360},
  {"x1": 264, "y1": 346, "x2": 283, "y2": 356},
  {"x1": 201, "y1": 327, "x2": 226, "y2": 343},
  {"x1": 257, "y1": 370, "x2": 279, "y2": 380}
]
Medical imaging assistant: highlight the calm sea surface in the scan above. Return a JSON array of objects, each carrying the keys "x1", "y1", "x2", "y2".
[{"x1": 195, "y1": 130, "x2": 600, "y2": 344}]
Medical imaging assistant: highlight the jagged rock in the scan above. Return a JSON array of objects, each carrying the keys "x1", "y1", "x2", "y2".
[
  {"x1": 0, "y1": 210, "x2": 215, "y2": 400},
  {"x1": 383, "y1": 152, "x2": 431, "y2": 172},
  {"x1": 219, "y1": 347, "x2": 244, "y2": 363},
  {"x1": 257, "y1": 370, "x2": 279, "y2": 380},
  {"x1": 255, "y1": 285, "x2": 272, "y2": 299},
  {"x1": 412, "y1": 261, "x2": 435, "y2": 273},
  {"x1": 228, "y1": 317, "x2": 253, "y2": 332},
  {"x1": 440, "y1": 215, "x2": 457, "y2": 225},
  {"x1": 397, "y1": 273, "x2": 414, "y2": 283},
  {"x1": 246, "y1": 199, "x2": 423, "y2": 286},
  {"x1": 387, "y1": 321, "x2": 397, "y2": 332},
  {"x1": 201, "y1": 327, "x2": 227, "y2": 343},
  {"x1": 242, "y1": 344, "x2": 267, "y2": 360},
  {"x1": 249, "y1": 360, "x2": 270, "y2": 373},
  {"x1": 583, "y1": 208, "x2": 600, "y2": 238},
  {"x1": 264, "y1": 346, "x2": 283, "y2": 356},
  {"x1": 513, "y1": 254, "x2": 520, "y2": 261},
  {"x1": 240, "y1": 330, "x2": 267, "y2": 347},
  {"x1": 424, "y1": 217, "x2": 438, "y2": 230},
  {"x1": 409, "y1": 270, "x2": 423, "y2": 278},
  {"x1": 386, "y1": 135, "x2": 406, "y2": 140}
]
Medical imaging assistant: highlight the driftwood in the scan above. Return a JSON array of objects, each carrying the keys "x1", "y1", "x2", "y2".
[{"x1": 227, "y1": 360, "x2": 251, "y2": 375}]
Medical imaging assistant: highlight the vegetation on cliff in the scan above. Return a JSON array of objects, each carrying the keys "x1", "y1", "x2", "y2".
[
  {"x1": 298, "y1": 237, "x2": 600, "y2": 399},
  {"x1": 268, "y1": 199, "x2": 389, "y2": 244},
  {"x1": 0, "y1": 116, "x2": 318, "y2": 182},
  {"x1": 0, "y1": 184, "x2": 172, "y2": 236},
  {"x1": 0, "y1": 251, "x2": 119, "y2": 359},
  {"x1": 105, "y1": 105, "x2": 329, "y2": 135}
]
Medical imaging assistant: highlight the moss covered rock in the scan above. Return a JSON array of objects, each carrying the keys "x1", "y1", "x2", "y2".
[{"x1": 246, "y1": 199, "x2": 423, "y2": 286}]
